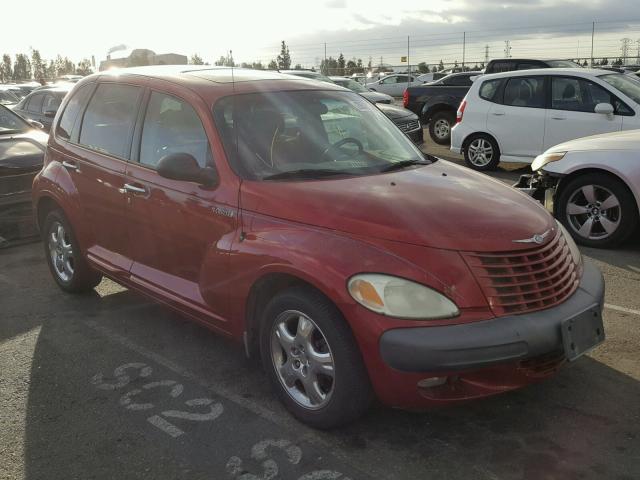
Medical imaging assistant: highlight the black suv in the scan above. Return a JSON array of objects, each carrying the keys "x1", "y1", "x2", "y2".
[{"x1": 484, "y1": 59, "x2": 581, "y2": 74}]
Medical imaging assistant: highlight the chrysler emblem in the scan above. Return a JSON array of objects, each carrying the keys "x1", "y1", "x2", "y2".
[{"x1": 513, "y1": 229, "x2": 551, "y2": 245}]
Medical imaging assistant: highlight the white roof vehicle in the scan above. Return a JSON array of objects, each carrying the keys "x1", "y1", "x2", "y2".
[
  {"x1": 451, "y1": 68, "x2": 640, "y2": 171},
  {"x1": 515, "y1": 129, "x2": 640, "y2": 248}
]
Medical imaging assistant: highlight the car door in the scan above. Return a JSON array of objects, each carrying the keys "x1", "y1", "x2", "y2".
[
  {"x1": 55, "y1": 81, "x2": 143, "y2": 275},
  {"x1": 487, "y1": 75, "x2": 547, "y2": 160},
  {"x1": 375, "y1": 76, "x2": 398, "y2": 96},
  {"x1": 124, "y1": 88, "x2": 238, "y2": 325},
  {"x1": 543, "y1": 76, "x2": 623, "y2": 150},
  {"x1": 23, "y1": 92, "x2": 45, "y2": 124}
]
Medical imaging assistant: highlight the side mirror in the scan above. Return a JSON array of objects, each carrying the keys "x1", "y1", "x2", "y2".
[
  {"x1": 27, "y1": 119, "x2": 45, "y2": 130},
  {"x1": 157, "y1": 153, "x2": 217, "y2": 186},
  {"x1": 594, "y1": 103, "x2": 614, "y2": 118},
  {"x1": 44, "y1": 110, "x2": 56, "y2": 118}
]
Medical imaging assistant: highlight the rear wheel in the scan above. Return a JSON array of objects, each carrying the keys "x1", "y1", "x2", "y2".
[
  {"x1": 556, "y1": 173, "x2": 638, "y2": 248},
  {"x1": 43, "y1": 209, "x2": 102, "y2": 293},
  {"x1": 260, "y1": 286, "x2": 373, "y2": 429},
  {"x1": 463, "y1": 134, "x2": 500, "y2": 171},
  {"x1": 429, "y1": 111, "x2": 455, "y2": 145}
]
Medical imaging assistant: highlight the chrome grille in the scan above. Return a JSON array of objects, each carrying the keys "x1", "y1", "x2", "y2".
[
  {"x1": 396, "y1": 119, "x2": 420, "y2": 132},
  {"x1": 463, "y1": 229, "x2": 580, "y2": 316}
]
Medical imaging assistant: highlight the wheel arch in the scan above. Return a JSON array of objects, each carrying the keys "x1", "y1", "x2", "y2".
[
  {"x1": 35, "y1": 195, "x2": 64, "y2": 233},
  {"x1": 423, "y1": 103, "x2": 455, "y2": 123}
]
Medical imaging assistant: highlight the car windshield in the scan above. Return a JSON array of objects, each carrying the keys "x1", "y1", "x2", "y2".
[
  {"x1": 341, "y1": 79, "x2": 367, "y2": 92},
  {"x1": 0, "y1": 105, "x2": 30, "y2": 133},
  {"x1": 547, "y1": 60, "x2": 582, "y2": 68},
  {"x1": 599, "y1": 73, "x2": 640, "y2": 104},
  {"x1": 0, "y1": 90, "x2": 19, "y2": 105},
  {"x1": 213, "y1": 90, "x2": 428, "y2": 181}
]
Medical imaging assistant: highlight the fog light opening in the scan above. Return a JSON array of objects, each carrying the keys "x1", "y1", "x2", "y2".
[{"x1": 417, "y1": 376, "x2": 448, "y2": 389}]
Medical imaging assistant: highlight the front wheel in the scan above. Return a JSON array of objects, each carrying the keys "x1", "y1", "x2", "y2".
[
  {"x1": 463, "y1": 134, "x2": 500, "y2": 171},
  {"x1": 260, "y1": 287, "x2": 373, "y2": 429},
  {"x1": 556, "y1": 173, "x2": 638, "y2": 248},
  {"x1": 43, "y1": 209, "x2": 102, "y2": 293}
]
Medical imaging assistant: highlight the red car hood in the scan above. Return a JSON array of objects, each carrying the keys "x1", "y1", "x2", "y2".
[{"x1": 240, "y1": 160, "x2": 555, "y2": 252}]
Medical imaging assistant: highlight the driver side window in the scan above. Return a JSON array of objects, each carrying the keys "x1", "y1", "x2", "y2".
[{"x1": 139, "y1": 92, "x2": 210, "y2": 168}]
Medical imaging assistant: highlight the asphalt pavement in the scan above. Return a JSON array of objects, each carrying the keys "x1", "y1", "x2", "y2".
[{"x1": 1, "y1": 134, "x2": 639, "y2": 480}]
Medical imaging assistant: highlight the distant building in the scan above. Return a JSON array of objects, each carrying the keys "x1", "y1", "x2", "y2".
[{"x1": 99, "y1": 48, "x2": 188, "y2": 71}]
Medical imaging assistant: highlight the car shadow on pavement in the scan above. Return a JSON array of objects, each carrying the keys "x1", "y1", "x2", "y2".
[{"x1": 19, "y1": 282, "x2": 640, "y2": 480}]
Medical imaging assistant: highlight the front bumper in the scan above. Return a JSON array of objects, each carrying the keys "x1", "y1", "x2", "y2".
[
  {"x1": 379, "y1": 259, "x2": 604, "y2": 373},
  {"x1": 513, "y1": 172, "x2": 560, "y2": 212}
]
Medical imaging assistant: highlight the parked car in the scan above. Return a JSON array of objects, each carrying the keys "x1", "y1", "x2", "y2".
[
  {"x1": 329, "y1": 76, "x2": 394, "y2": 104},
  {"x1": 0, "y1": 85, "x2": 28, "y2": 101},
  {"x1": 0, "y1": 105, "x2": 47, "y2": 244},
  {"x1": 515, "y1": 129, "x2": 640, "y2": 248},
  {"x1": 484, "y1": 58, "x2": 582, "y2": 74},
  {"x1": 13, "y1": 85, "x2": 71, "y2": 131},
  {"x1": 0, "y1": 88, "x2": 20, "y2": 107},
  {"x1": 365, "y1": 74, "x2": 422, "y2": 97},
  {"x1": 33, "y1": 66, "x2": 604, "y2": 428},
  {"x1": 404, "y1": 72, "x2": 481, "y2": 144},
  {"x1": 451, "y1": 68, "x2": 640, "y2": 171},
  {"x1": 285, "y1": 70, "x2": 422, "y2": 144}
]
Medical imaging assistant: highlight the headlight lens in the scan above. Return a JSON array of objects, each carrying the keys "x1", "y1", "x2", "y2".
[
  {"x1": 557, "y1": 221, "x2": 582, "y2": 267},
  {"x1": 347, "y1": 274, "x2": 459, "y2": 320},
  {"x1": 531, "y1": 151, "x2": 566, "y2": 172}
]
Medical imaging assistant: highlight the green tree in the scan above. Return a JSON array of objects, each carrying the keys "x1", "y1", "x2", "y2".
[
  {"x1": 0, "y1": 54, "x2": 12, "y2": 83},
  {"x1": 76, "y1": 58, "x2": 93, "y2": 75},
  {"x1": 214, "y1": 54, "x2": 234, "y2": 67},
  {"x1": 13, "y1": 54, "x2": 31, "y2": 81},
  {"x1": 600, "y1": 57, "x2": 609, "y2": 66},
  {"x1": 31, "y1": 49, "x2": 46, "y2": 80},
  {"x1": 190, "y1": 54, "x2": 204, "y2": 65},
  {"x1": 417, "y1": 62, "x2": 429, "y2": 73},
  {"x1": 356, "y1": 58, "x2": 363, "y2": 69},
  {"x1": 267, "y1": 59, "x2": 278, "y2": 70},
  {"x1": 337, "y1": 53, "x2": 345, "y2": 72},
  {"x1": 293, "y1": 63, "x2": 302, "y2": 70},
  {"x1": 252, "y1": 61, "x2": 265, "y2": 70},
  {"x1": 437, "y1": 59, "x2": 444, "y2": 71},
  {"x1": 277, "y1": 41, "x2": 291, "y2": 69}
]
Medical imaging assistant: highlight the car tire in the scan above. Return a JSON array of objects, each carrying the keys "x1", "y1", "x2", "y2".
[
  {"x1": 259, "y1": 286, "x2": 374, "y2": 429},
  {"x1": 556, "y1": 173, "x2": 638, "y2": 248},
  {"x1": 43, "y1": 209, "x2": 102, "y2": 293},
  {"x1": 463, "y1": 134, "x2": 500, "y2": 171},
  {"x1": 429, "y1": 111, "x2": 455, "y2": 145}
]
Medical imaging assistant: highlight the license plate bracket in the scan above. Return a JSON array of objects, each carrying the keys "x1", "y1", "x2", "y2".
[{"x1": 561, "y1": 304, "x2": 605, "y2": 361}]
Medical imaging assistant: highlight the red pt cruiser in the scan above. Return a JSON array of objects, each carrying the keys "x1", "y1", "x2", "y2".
[{"x1": 32, "y1": 67, "x2": 605, "y2": 429}]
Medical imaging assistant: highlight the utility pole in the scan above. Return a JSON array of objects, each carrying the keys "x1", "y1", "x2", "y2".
[
  {"x1": 407, "y1": 35, "x2": 410, "y2": 86},
  {"x1": 637, "y1": 39, "x2": 640, "y2": 62},
  {"x1": 590, "y1": 21, "x2": 595, "y2": 67},
  {"x1": 462, "y1": 32, "x2": 466, "y2": 70},
  {"x1": 484, "y1": 44, "x2": 490, "y2": 64},
  {"x1": 504, "y1": 40, "x2": 512, "y2": 58},
  {"x1": 323, "y1": 42, "x2": 327, "y2": 75}
]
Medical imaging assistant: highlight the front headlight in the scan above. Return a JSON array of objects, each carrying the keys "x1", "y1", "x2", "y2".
[
  {"x1": 347, "y1": 274, "x2": 459, "y2": 320},
  {"x1": 557, "y1": 221, "x2": 582, "y2": 267},
  {"x1": 531, "y1": 151, "x2": 566, "y2": 172}
]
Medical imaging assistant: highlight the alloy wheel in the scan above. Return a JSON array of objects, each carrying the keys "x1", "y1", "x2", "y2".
[
  {"x1": 566, "y1": 184, "x2": 621, "y2": 240},
  {"x1": 270, "y1": 310, "x2": 335, "y2": 410},
  {"x1": 48, "y1": 221, "x2": 74, "y2": 282},
  {"x1": 467, "y1": 138, "x2": 494, "y2": 167}
]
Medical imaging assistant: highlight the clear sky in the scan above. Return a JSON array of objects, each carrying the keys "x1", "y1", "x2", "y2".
[{"x1": 2, "y1": 0, "x2": 639, "y2": 68}]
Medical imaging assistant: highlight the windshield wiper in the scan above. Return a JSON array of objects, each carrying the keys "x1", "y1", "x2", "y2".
[
  {"x1": 379, "y1": 159, "x2": 430, "y2": 173},
  {"x1": 262, "y1": 169, "x2": 359, "y2": 181}
]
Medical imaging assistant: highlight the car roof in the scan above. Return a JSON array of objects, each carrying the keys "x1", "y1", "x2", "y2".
[
  {"x1": 80, "y1": 66, "x2": 345, "y2": 101},
  {"x1": 479, "y1": 67, "x2": 613, "y2": 80}
]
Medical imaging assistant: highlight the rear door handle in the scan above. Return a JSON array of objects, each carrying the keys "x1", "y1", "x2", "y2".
[
  {"x1": 122, "y1": 183, "x2": 147, "y2": 194},
  {"x1": 62, "y1": 160, "x2": 79, "y2": 171},
  {"x1": 551, "y1": 116, "x2": 566, "y2": 120},
  {"x1": 492, "y1": 112, "x2": 505, "y2": 116}
]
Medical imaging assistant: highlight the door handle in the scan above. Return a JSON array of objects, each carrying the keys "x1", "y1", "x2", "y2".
[
  {"x1": 123, "y1": 183, "x2": 147, "y2": 194},
  {"x1": 551, "y1": 116, "x2": 566, "y2": 120},
  {"x1": 62, "y1": 160, "x2": 79, "y2": 171},
  {"x1": 492, "y1": 112, "x2": 505, "y2": 116}
]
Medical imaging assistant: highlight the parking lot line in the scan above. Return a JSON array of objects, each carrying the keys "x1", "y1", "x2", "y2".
[{"x1": 605, "y1": 303, "x2": 640, "y2": 316}]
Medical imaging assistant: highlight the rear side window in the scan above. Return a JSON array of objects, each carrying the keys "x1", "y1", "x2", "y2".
[
  {"x1": 56, "y1": 84, "x2": 93, "y2": 140},
  {"x1": 479, "y1": 79, "x2": 502, "y2": 102},
  {"x1": 503, "y1": 77, "x2": 545, "y2": 108},
  {"x1": 488, "y1": 61, "x2": 515, "y2": 73},
  {"x1": 517, "y1": 62, "x2": 543, "y2": 70},
  {"x1": 43, "y1": 93, "x2": 62, "y2": 114},
  {"x1": 139, "y1": 92, "x2": 210, "y2": 168},
  {"x1": 79, "y1": 83, "x2": 142, "y2": 158},
  {"x1": 26, "y1": 94, "x2": 44, "y2": 113}
]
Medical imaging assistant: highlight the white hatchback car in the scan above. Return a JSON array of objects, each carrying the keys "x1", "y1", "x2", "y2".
[
  {"x1": 515, "y1": 129, "x2": 640, "y2": 248},
  {"x1": 451, "y1": 68, "x2": 640, "y2": 171}
]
